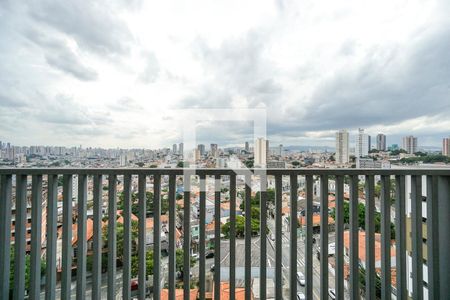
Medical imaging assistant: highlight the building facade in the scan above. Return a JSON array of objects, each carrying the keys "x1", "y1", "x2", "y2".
[
  {"x1": 376, "y1": 134, "x2": 387, "y2": 151},
  {"x1": 355, "y1": 128, "x2": 369, "y2": 157},
  {"x1": 402, "y1": 136, "x2": 418, "y2": 154},
  {"x1": 335, "y1": 130, "x2": 349, "y2": 164},
  {"x1": 254, "y1": 137, "x2": 267, "y2": 167},
  {"x1": 443, "y1": 137, "x2": 450, "y2": 157}
]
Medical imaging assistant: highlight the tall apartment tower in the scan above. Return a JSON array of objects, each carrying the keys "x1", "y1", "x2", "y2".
[
  {"x1": 179, "y1": 143, "x2": 184, "y2": 156},
  {"x1": 266, "y1": 140, "x2": 270, "y2": 158},
  {"x1": 443, "y1": 137, "x2": 450, "y2": 157},
  {"x1": 255, "y1": 138, "x2": 267, "y2": 167},
  {"x1": 198, "y1": 144, "x2": 205, "y2": 156},
  {"x1": 245, "y1": 141, "x2": 249, "y2": 152},
  {"x1": 335, "y1": 130, "x2": 349, "y2": 164},
  {"x1": 376, "y1": 134, "x2": 387, "y2": 151},
  {"x1": 355, "y1": 128, "x2": 369, "y2": 157},
  {"x1": 172, "y1": 144, "x2": 177, "y2": 154},
  {"x1": 402, "y1": 136, "x2": 418, "y2": 154},
  {"x1": 278, "y1": 144, "x2": 283, "y2": 156},
  {"x1": 210, "y1": 144, "x2": 218, "y2": 157}
]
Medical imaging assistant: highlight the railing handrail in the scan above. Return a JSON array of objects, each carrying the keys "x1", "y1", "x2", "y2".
[{"x1": 1, "y1": 167, "x2": 450, "y2": 176}]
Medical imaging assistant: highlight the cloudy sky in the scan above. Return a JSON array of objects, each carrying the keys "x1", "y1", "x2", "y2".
[{"x1": 1, "y1": 0, "x2": 449, "y2": 149}]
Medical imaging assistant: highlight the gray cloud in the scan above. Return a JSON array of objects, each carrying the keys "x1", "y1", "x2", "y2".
[
  {"x1": 24, "y1": 30, "x2": 98, "y2": 81},
  {"x1": 27, "y1": 0, "x2": 132, "y2": 56},
  {"x1": 183, "y1": 30, "x2": 282, "y2": 108}
]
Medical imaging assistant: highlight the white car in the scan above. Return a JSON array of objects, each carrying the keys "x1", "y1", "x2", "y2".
[
  {"x1": 296, "y1": 292, "x2": 306, "y2": 300},
  {"x1": 192, "y1": 253, "x2": 199, "y2": 260},
  {"x1": 296, "y1": 271, "x2": 305, "y2": 286},
  {"x1": 328, "y1": 288, "x2": 336, "y2": 299}
]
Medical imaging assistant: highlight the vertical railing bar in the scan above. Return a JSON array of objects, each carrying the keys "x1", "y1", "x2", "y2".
[
  {"x1": 394, "y1": 175, "x2": 406, "y2": 300},
  {"x1": 230, "y1": 174, "x2": 237, "y2": 300},
  {"x1": 320, "y1": 174, "x2": 329, "y2": 300},
  {"x1": 138, "y1": 174, "x2": 147, "y2": 300},
  {"x1": 183, "y1": 174, "x2": 192, "y2": 300},
  {"x1": 0, "y1": 175, "x2": 12, "y2": 300},
  {"x1": 380, "y1": 175, "x2": 391, "y2": 299},
  {"x1": 46, "y1": 175, "x2": 58, "y2": 300},
  {"x1": 365, "y1": 175, "x2": 375, "y2": 300},
  {"x1": 123, "y1": 174, "x2": 132, "y2": 300},
  {"x1": 61, "y1": 174, "x2": 73, "y2": 300},
  {"x1": 289, "y1": 174, "x2": 298, "y2": 300},
  {"x1": 349, "y1": 175, "x2": 359, "y2": 300},
  {"x1": 244, "y1": 173, "x2": 252, "y2": 300},
  {"x1": 411, "y1": 175, "x2": 423, "y2": 300},
  {"x1": 214, "y1": 174, "x2": 222, "y2": 300},
  {"x1": 108, "y1": 174, "x2": 117, "y2": 300},
  {"x1": 275, "y1": 175, "x2": 283, "y2": 300},
  {"x1": 259, "y1": 173, "x2": 267, "y2": 300},
  {"x1": 426, "y1": 175, "x2": 439, "y2": 300},
  {"x1": 13, "y1": 175, "x2": 27, "y2": 300},
  {"x1": 335, "y1": 175, "x2": 344, "y2": 300},
  {"x1": 92, "y1": 175, "x2": 103, "y2": 300},
  {"x1": 305, "y1": 175, "x2": 314, "y2": 300},
  {"x1": 169, "y1": 174, "x2": 177, "y2": 300},
  {"x1": 76, "y1": 174, "x2": 87, "y2": 300},
  {"x1": 30, "y1": 175, "x2": 43, "y2": 300},
  {"x1": 153, "y1": 174, "x2": 161, "y2": 300},
  {"x1": 198, "y1": 175, "x2": 206, "y2": 300}
]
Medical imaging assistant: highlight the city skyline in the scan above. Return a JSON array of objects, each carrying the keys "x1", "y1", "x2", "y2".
[{"x1": 1, "y1": 1, "x2": 450, "y2": 148}]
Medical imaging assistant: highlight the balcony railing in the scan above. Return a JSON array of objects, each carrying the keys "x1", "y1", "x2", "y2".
[{"x1": 0, "y1": 168, "x2": 449, "y2": 299}]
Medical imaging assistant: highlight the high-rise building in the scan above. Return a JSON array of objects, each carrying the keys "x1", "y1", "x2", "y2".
[
  {"x1": 355, "y1": 128, "x2": 369, "y2": 157},
  {"x1": 335, "y1": 130, "x2": 349, "y2": 164},
  {"x1": 172, "y1": 144, "x2": 177, "y2": 154},
  {"x1": 266, "y1": 140, "x2": 270, "y2": 158},
  {"x1": 198, "y1": 144, "x2": 205, "y2": 156},
  {"x1": 443, "y1": 137, "x2": 450, "y2": 157},
  {"x1": 210, "y1": 144, "x2": 218, "y2": 157},
  {"x1": 254, "y1": 138, "x2": 267, "y2": 167},
  {"x1": 194, "y1": 149, "x2": 201, "y2": 161},
  {"x1": 278, "y1": 144, "x2": 283, "y2": 156},
  {"x1": 245, "y1": 141, "x2": 249, "y2": 152},
  {"x1": 376, "y1": 134, "x2": 387, "y2": 151},
  {"x1": 179, "y1": 143, "x2": 184, "y2": 156},
  {"x1": 402, "y1": 136, "x2": 418, "y2": 154},
  {"x1": 368, "y1": 136, "x2": 372, "y2": 150}
]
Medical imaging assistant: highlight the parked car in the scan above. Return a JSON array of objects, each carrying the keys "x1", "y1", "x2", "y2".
[
  {"x1": 192, "y1": 253, "x2": 199, "y2": 260},
  {"x1": 328, "y1": 288, "x2": 336, "y2": 299},
  {"x1": 296, "y1": 271, "x2": 305, "y2": 286},
  {"x1": 296, "y1": 292, "x2": 306, "y2": 300},
  {"x1": 206, "y1": 251, "x2": 214, "y2": 258},
  {"x1": 210, "y1": 264, "x2": 215, "y2": 272}
]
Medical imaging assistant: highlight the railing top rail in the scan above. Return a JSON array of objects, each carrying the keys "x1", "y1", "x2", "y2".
[{"x1": 0, "y1": 168, "x2": 450, "y2": 176}]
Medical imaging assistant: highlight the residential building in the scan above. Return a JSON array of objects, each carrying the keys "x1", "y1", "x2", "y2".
[
  {"x1": 443, "y1": 137, "x2": 450, "y2": 157},
  {"x1": 210, "y1": 144, "x2": 218, "y2": 158},
  {"x1": 356, "y1": 157, "x2": 391, "y2": 169},
  {"x1": 173, "y1": 144, "x2": 177, "y2": 154},
  {"x1": 198, "y1": 144, "x2": 205, "y2": 156},
  {"x1": 179, "y1": 143, "x2": 184, "y2": 156},
  {"x1": 254, "y1": 137, "x2": 267, "y2": 167},
  {"x1": 355, "y1": 128, "x2": 369, "y2": 157},
  {"x1": 377, "y1": 134, "x2": 387, "y2": 151},
  {"x1": 335, "y1": 130, "x2": 350, "y2": 164},
  {"x1": 245, "y1": 141, "x2": 249, "y2": 152},
  {"x1": 402, "y1": 136, "x2": 418, "y2": 154}
]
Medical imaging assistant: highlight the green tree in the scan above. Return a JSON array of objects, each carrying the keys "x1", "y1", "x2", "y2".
[
  {"x1": 9, "y1": 246, "x2": 46, "y2": 295},
  {"x1": 330, "y1": 201, "x2": 395, "y2": 239},
  {"x1": 222, "y1": 215, "x2": 260, "y2": 238}
]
